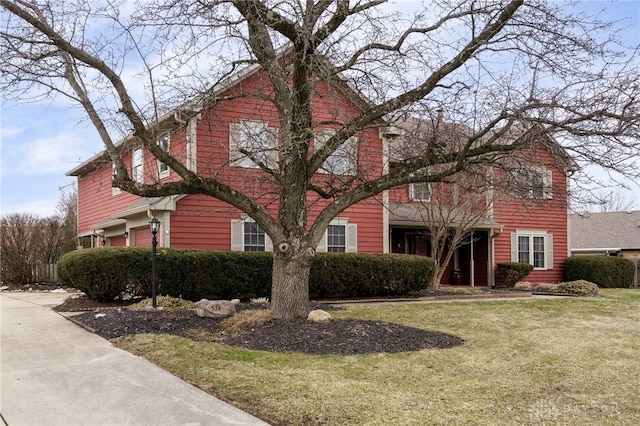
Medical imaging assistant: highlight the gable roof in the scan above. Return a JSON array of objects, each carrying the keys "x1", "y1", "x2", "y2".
[
  {"x1": 66, "y1": 48, "x2": 380, "y2": 177},
  {"x1": 386, "y1": 116, "x2": 578, "y2": 173},
  {"x1": 570, "y1": 211, "x2": 640, "y2": 250}
]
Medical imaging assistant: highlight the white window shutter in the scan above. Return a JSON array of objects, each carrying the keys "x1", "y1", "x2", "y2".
[
  {"x1": 347, "y1": 223, "x2": 358, "y2": 252},
  {"x1": 510, "y1": 233, "x2": 518, "y2": 262},
  {"x1": 265, "y1": 233, "x2": 273, "y2": 252},
  {"x1": 543, "y1": 170, "x2": 553, "y2": 199},
  {"x1": 230, "y1": 220, "x2": 244, "y2": 251},
  {"x1": 229, "y1": 123, "x2": 243, "y2": 167},
  {"x1": 317, "y1": 230, "x2": 328, "y2": 252},
  {"x1": 546, "y1": 234, "x2": 554, "y2": 269}
]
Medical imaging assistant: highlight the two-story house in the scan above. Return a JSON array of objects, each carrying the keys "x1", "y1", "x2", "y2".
[
  {"x1": 386, "y1": 118, "x2": 574, "y2": 286},
  {"x1": 67, "y1": 62, "x2": 574, "y2": 287}
]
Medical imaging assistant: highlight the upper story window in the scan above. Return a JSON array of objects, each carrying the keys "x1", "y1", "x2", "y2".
[
  {"x1": 132, "y1": 148, "x2": 143, "y2": 183},
  {"x1": 409, "y1": 170, "x2": 431, "y2": 201},
  {"x1": 511, "y1": 230, "x2": 553, "y2": 270},
  {"x1": 229, "y1": 120, "x2": 278, "y2": 169},
  {"x1": 157, "y1": 133, "x2": 170, "y2": 178},
  {"x1": 410, "y1": 182, "x2": 431, "y2": 201},
  {"x1": 314, "y1": 130, "x2": 358, "y2": 175},
  {"x1": 517, "y1": 166, "x2": 552, "y2": 200}
]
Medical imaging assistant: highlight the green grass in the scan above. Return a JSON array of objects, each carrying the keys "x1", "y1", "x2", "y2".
[{"x1": 113, "y1": 289, "x2": 640, "y2": 425}]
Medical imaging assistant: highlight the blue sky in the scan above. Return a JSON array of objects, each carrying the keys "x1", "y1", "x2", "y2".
[{"x1": 1, "y1": 0, "x2": 639, "y2": 218}]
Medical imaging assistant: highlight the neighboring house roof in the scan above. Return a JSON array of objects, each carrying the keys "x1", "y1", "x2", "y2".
[{"x1": 570, "y1": 211, "x2": 640, "y2": 251}]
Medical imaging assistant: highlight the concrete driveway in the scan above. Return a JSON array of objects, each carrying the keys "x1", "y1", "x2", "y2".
[{"x1": 0, "y1": 291, "x2": 269, "y2": 426}]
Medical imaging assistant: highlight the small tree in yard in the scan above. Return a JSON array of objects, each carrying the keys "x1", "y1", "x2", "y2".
[{"x1": 2, "y1": 1, "x2": 638, "y2": 317}]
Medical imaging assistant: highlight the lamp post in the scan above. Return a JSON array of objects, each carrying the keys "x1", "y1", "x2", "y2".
[{"x1": 149, "y1": 216, "x2": 160, "y2": 309}]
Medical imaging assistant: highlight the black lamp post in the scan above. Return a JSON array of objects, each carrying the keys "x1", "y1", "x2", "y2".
[{"x1": 149, "y1": 216, "x2": 160, "y2": 309}]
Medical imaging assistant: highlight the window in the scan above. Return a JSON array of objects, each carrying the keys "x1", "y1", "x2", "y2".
[
  {"x1": 410, "y1": 182, "x2": 430, "y2": 201},
  {"x1": 327, "y1": 225, "x2": 346, "y2": 252},
  {"x1": 517, "y1": 167, "x2": 552, "y2": 199},
  {"x1": 132, "y1": 148, "x2": 143, "y2": 183},
  {"x1": 229, "y1": 120, "x2": 278, "y2": 169},
  {"x1": 314, "y1": 130, "x2": 358, "y2": 175},
  {"x1": 157, "y1": 133, "x2": 170, "y2": 178},
  {"x1": 317, "y1": 218, "x2": 357, "y2": 253},
  {"x1": 230, "y1": 219, "x2": 273, "y2": 251},
  {"x1": 243, "y1": 222, "x2": 266, "y2": 251},
  {"x1": 511, "y1": 231, "x2": 553, "y2": 270},
  {"x1": 112, "y1": 163, "x2": 121, "y2": 195},
  {"x1": 409, "y1": 169, "x2": 430, "y2": 201}
]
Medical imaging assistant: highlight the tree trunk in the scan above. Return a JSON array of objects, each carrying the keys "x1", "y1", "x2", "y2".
[{"x1": 271, "y1": 241, "x2": 315, "y2": 319}]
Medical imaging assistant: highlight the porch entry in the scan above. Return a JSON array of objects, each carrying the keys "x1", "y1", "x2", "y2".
[{"x1": 391, "y1": 227, "x2": 491, "y2": 287}]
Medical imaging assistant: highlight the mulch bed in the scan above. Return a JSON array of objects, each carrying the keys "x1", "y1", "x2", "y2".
[{"x1": 54, "y1": 294, "x2": 465, "y2": 355}]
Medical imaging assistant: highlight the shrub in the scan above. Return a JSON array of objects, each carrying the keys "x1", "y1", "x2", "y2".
[
  {"x1": 565, "y1": 256, "x2": 635, "y2": 288},
  {"x1": 551, "y1": 280, "x2": 600, "y2": 296},
  {"x1": 496, "y1": 262, "x2": 534, "y2": 287},
  {"x1": 57, "y1": 248, "x2": 150, "y2": 301},
  {"x1": 58, "y1": 248, "x2": 434, "y2": 301},
  {"x1": 310, "y1": 253, "x2": 433, "y2": 298}
]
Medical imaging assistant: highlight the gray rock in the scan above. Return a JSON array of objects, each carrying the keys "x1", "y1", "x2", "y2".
[{"x1": 194, "y1": 299, "x2": 236, "y2": 318}]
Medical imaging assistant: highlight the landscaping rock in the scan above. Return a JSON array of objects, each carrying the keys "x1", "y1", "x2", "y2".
[
  {"x1": 194, "y1": 299, "x2": 236, "y2": 318},
  {"x1": 307, "y1": 309, "x2": 331, "y2": 323}
]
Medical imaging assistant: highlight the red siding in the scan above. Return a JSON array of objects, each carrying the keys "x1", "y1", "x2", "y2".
[
  {"x1": 77, "y1": 156, "x2": 140, "y2": 235},
  {"x1": 492, "y1": 150, "x2": 569, "y2": 284}
]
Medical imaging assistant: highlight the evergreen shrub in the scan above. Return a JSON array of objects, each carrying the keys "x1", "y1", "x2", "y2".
[
  {"x1": 565, "y1": 256, "x2": 635, "y2": 288},
  {"x1": 58, "y1": 248, "x2": 433, "y2": 301},
  {"x1": 496, "y1": 262, "x2": 534, "y2": 287}
]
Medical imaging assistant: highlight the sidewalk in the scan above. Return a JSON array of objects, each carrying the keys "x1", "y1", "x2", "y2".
[{"x1": 0, "y1": 291, "x2": 270, "y2": 426}]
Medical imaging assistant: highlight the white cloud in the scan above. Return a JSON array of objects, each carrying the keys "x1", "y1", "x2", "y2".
[{"x1": 0, "y1": 198, "x2": 58, "y2": 218}]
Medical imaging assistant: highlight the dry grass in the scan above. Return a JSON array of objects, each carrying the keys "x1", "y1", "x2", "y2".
[
  {"x1": 220, "y1": 309, "x2": 278, "y2": 334},
  {"x1": 128, "y1": 295, "x2": 194, "y2": 311},
  {"x1": 113, "y1": 289, "x2": 640, "y2": 425}
]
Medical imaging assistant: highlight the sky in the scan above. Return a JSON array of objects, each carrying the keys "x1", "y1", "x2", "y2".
[{"x1": 1, "y1": 0, "x2": 639, "y2": 218}]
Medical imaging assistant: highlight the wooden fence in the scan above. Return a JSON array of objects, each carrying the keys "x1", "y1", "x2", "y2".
[{"x1": 31, "y1": 264, "x2": 58, "y2": 283}]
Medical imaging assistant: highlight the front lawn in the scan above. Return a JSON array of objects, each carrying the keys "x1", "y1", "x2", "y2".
[{"x1": 113, "y1": 289, "x2": 640, "y2": 425}]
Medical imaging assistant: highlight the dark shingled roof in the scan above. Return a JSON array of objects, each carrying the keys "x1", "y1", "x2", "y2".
[{"x1": 570, "y1": 211, "x2": 640, "y2": 250}]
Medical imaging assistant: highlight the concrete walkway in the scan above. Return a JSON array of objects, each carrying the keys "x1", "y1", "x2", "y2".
[{"x1": 0, "y1": 292, "x2": 270, "y2": 426}]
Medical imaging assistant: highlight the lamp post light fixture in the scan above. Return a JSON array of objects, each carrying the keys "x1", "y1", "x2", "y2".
[{"x1": 149, "y1": 216, "x2": 160, "y2": 309}]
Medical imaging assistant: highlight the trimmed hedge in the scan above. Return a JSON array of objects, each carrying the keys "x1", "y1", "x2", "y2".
[
  {"x1": 310, "y1": 253, "x2": 433, "y2": 299},
  {"x1": 565, "y1": 256, "x2": 635, "y2": 288},
  {"x1": 57, "y1": 248, "x2": 434, "y2": 302},
  {"x1": 496, "y1": 262, "x2": 534, "y2": 287}
]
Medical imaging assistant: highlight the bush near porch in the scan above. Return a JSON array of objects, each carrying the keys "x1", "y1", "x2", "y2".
[
  {"x1": 57, "y1": 248, "x2": 433, "y2": 302},
  {"x1": 496, "y1": 262, "x2": 534, "y2": 287}
]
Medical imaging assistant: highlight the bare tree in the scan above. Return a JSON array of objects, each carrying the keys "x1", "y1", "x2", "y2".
[
  {"x1": 36, "y1": 188, "x2": 77, "y2": 265},
  {"x1": 592, "y1": 190, "x2": 639, "y2": 212},
  {"x1": 0, "y1": 213, "x2": 40, "y2": 284},
  {"x1": 2, "y1": 0, "x2": 638, "y2": 317}
]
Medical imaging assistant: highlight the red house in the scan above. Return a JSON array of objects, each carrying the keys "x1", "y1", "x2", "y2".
[
  {"x1": 67, "y1": 62, "x2": 386, "y2": 256},
  {"x1": 67, "y1": 64, "x2": 574, "y2": 287},
  {"x1": 386, "y1": 119, "x2": 574, "y2": 286}
]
